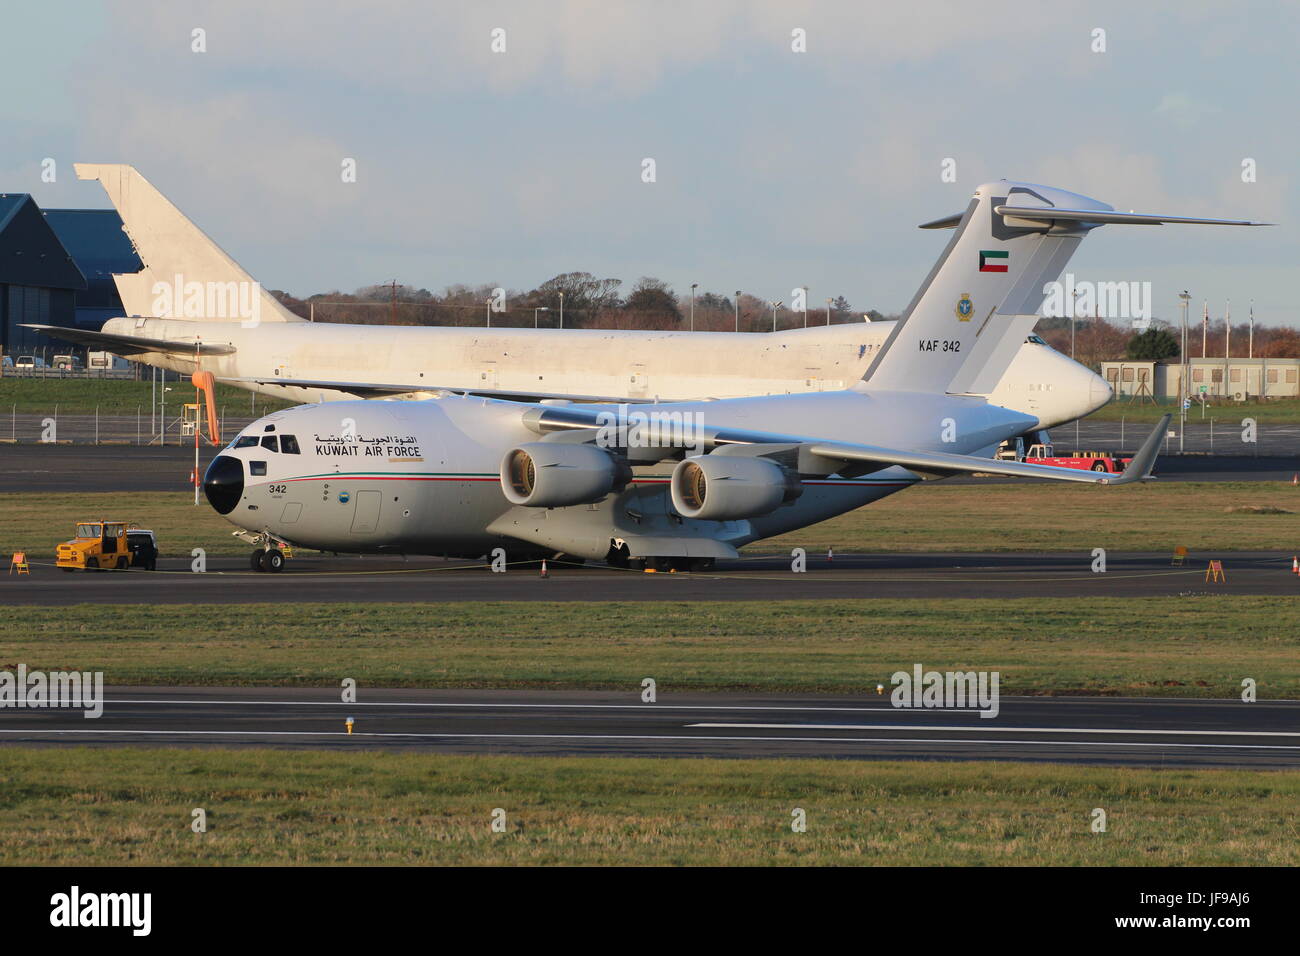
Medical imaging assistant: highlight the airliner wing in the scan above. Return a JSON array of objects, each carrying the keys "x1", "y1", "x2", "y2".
[
  {"x1": 19, "y1": 324, "x2": 236, "y2": 356},
  {"x1": 220, "y1": 375, "x2": 672, "y2": 403}
]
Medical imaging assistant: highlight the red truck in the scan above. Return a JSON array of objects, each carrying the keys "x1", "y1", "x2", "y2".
[{"x1": 1011, "y1": 442, "x2": 1131, "y2": 473}]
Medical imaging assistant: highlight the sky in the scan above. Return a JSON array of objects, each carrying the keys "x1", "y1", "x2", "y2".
[{"x1": 3, "y1": 0, "x2": 1297, "y2": 326}]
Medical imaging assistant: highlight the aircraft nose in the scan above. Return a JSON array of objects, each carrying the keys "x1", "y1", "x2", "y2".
[
  {"x1": 1088, "y1": 371, "x2": 1114, "y2": 411},
  {"x1": 203, "y1": 455, "x2": 244, "y2": 514}
]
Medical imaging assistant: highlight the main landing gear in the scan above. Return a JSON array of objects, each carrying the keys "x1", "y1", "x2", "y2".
[{"x1": 604, "y1": 541, "x2": 713, "y2": 572}]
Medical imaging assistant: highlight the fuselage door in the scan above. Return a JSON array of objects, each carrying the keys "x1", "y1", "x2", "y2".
[{"x1": 350, "y1": 490, "x2": 382, "y2": 533}]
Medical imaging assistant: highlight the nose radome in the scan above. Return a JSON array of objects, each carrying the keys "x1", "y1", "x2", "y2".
[
  {"x1": 1087, "y1": 371, "x2": 1114, "y2": 412},
  {"x1": 203, "y1": 455, "x2": 244, "y2": 514}
]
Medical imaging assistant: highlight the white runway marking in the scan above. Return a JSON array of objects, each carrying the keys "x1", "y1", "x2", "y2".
[
  {"x1": 93, "y1": 699, "x2": 971, "y2": 713},
  {"x1": 688, "y1": 723, "x2": 1300, "y2": 738},
  {"x1": 2, "y1": 728, "x2": 1299, "y2": 751}
]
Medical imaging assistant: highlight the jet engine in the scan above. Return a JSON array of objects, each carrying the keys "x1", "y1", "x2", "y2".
[
  {"x1": 670, "y1": 454, "x2": 801, "y2": 521},
  {"x1": 500, "y1": 442, "x2": 631, "y2": 508}
]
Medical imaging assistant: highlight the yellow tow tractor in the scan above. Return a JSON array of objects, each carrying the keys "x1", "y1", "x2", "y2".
[{"x1": 56, "y1": 521, "x2": 132, "y2": 572}]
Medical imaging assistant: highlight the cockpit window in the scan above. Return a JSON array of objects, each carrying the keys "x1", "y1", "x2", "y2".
[
  {"x1": 1025, "y1": 334, "x2": 1047, "y2": 345},
  {"x1": 233, "y1": 436, "x2": 259, "y2": 448},
  {"x1": 261, "y1": 435, "x2": 279, "y2": 452},
  {"x1": 280, "y1": 435, "x2": 301, "y2": 454}
]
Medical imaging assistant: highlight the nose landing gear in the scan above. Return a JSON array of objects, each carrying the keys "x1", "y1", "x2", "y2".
[
  {"x1": 249, "y1": 547, "x2": 287, "y2": 572},
  {"x1": 236, "y1": 531, "x2": 291, "y2": 573},
  {"x1": 248, "y1": 547, "x2": 287, "y2": 572}
]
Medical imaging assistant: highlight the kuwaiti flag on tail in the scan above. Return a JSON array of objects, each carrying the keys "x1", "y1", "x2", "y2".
[{"x1": 978, "y1": 250, "x2": 1009, "y2": 273}]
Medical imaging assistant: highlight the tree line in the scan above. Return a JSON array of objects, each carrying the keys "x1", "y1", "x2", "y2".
[
  {"x1": 270, "y1": 273, "x2": 870, "y2": 333},
  {"x1": 270, "y1": 276, "x2": 1299, "y2": 362}
]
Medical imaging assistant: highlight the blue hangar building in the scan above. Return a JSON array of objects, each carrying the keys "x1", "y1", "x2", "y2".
[{"x1": 0, "y1": 192, "x2": 141, "y2": 358}]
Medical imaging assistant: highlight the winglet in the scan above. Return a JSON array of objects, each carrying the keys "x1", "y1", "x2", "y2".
[{"x1": 1103, "y1": 413, "x2": 1171, "y2": 485}]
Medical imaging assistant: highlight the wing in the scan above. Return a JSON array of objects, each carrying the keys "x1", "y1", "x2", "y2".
[
  {"x1": 520, "y1": 402, "x2": 1171, "y2": 487},
  {"x1": 219, "y1": 375, "x2": 674, "y2": 404},
  {"x1": 20, "y1": 323, "x2": 236, "y2": 356}
]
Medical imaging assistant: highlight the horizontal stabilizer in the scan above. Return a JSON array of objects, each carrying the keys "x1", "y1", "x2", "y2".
[
  {"x1": 20, "y1": 324, "x2": 236, "y2": 356},
  {"x1": 993, "y1": 205, "x2": 1272, "y2": 227},
  {"x1": 918, "y1": 212, "x2": 964, "y2": 230}
]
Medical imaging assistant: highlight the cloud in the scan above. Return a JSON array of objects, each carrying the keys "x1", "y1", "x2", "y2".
[{"x1": 1154, "y1": 92, "x2": 1223, "y2": 128}]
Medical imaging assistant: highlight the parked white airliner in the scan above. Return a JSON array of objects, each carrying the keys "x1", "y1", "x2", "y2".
[
  {"x1": 197, "y1": 180, "x2": 1261, "y2": 570},
  {"x1": 28, "y1": 164, "x2": 1109, "y2": 433}
]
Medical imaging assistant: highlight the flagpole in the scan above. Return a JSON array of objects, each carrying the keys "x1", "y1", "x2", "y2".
[{"x1": 1201, "y1": 300, "x2": 1208, "y2": 358}]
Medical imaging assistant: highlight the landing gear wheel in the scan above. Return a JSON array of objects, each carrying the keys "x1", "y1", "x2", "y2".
[
  {"x1": 605, "y1": 540, "x2": 632, "y2": 569},
  {"x1": 250, "y1": 549, "x2": 266, "y2": 571},
  {"x1": 261, "y1": 549, "x2": 285, "y2": 573},
  {"x1": 1091, "y1": 461, "x2": 1107, "y2": 472}
]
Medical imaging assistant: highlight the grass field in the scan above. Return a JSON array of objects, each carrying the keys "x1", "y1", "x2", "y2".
[
  {"x1": 4, "y1": 376, "x2": 1297, "y2": 423},
  {"x1": 0, "y1": 747, "x2": 1294, "y2": 865},
  {"x1": 4, "y1": 480, "x2": 1298, "y2": 561},
  {"x1": 0, "y1": 377, "x2": 291, "y2": 416},
  {"x1": 9, "y1": 598, "x2": 1298, "y2": 696},
  {"x1": 1085, "y1": 396, "x2": 1300, "y2": 424}
]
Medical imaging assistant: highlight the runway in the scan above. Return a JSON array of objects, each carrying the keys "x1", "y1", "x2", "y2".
[
  {"x1": 2, "y1": 686, "x2": 1296, "y2": 768},
  {"x1": 4, "y1": 549, "x2": 1297, "y2": 604}
]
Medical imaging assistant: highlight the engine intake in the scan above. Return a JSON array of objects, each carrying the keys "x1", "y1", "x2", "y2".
[
  {"x1": 670, "y1": 454, "x2": 800, "y2": 521},
  {"x1": 500, "y1": 443, "x2": 630, "y2": 508}
]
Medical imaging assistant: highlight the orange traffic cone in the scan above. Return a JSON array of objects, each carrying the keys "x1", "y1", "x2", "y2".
[
  {"x1": 1293, "y1": 474, "x2": 1298, "y2": 487},
  {"x1": 540, "y1": 559, "x2": 549, "y2": 579},
  {"x1": 827, "y1": 546, "x2": 834, "y2": 562},
  {"x1": 1292, "y1": 556, "x2": 1298, "y2": 576}
]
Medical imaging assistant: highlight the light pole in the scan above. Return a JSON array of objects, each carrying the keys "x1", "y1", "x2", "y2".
[
  {"x1": 1178, "y1": 291, "x2": 1190, "y2": 453},
  {"x1": 826, "y1": 298, "x2": 832, "y2": 326},
  {"x1": 534, "y1": 306, "x2": 549, "y2": 328},
  {"x1": 690, "y1": 283, "x2": 698, "y2": 331},
  {"x1": 771, "y1": 300, "x2": 782, "y2": 332},
  {"x1": 485, "y1": 299, "x2": 492, "y2": 328},
  {"x1": 1248, "y1": 300, "x2": 1254, "y2": 360},
  {"x1": 734, "y1": 292, "x2": 741, "y2": 332},
  {"x1": 558, "y1": 292, "x2": 564, "y2": 329},
  {"x1": 1072, "y1": 290, "x2": 1085, "y2": 360},
  {"x1": 801, "y1": 287, "x2": 808, "y2": 327}
]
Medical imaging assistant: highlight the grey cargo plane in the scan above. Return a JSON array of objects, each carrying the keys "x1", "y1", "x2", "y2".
[{"x1": 202, "y1": 181, "x2": 1261, "y2": 570}]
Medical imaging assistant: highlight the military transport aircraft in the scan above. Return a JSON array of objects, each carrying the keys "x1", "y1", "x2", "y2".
[
  {"x1": 28, "y1": 164, "x2": 1109, "y2": 434},
  {"x1": 201, "y1": 180, "x2": 1261, "y2": 571}
]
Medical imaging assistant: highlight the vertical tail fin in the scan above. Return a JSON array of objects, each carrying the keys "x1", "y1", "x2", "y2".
[
  {"x1": 862, "y1": 181, "x2": 1104, "y2": 393},
  {"x1": 863, "y1": 181, "x2": 1267, "y2": 396},
  {"x1": 74, "y1": 163, "x2": 302, "y2": 323}
]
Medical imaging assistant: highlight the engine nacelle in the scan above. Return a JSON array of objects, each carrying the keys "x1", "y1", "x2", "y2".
[
  {"x1": 500, "y1": 442, "x2": 631, "y2": 508},
  {"x1": 670, "y1": 454, "x2": 800, "y2": 521}
]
